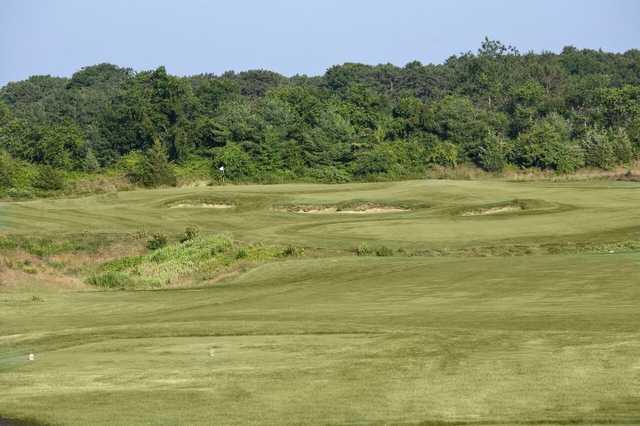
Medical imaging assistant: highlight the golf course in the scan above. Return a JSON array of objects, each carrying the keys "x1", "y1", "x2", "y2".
[{"x1": 1, "y1": 178, "x2": 639, "y2": 425}]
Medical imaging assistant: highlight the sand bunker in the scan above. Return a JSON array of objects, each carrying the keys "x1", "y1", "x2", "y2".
[
  {"x1": 462, "y1": 205, "x2": 523, "y2": 216},
  {"x1": 169, "y1": 203, "x2": 234, "y2": 209},
  {"x1": 287, "y1": 204, "x2": 409, "y2": 214}
]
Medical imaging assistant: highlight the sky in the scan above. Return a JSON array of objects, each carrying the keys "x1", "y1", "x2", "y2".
[{"x1": 1, "y1": 0, "x2": 639, "y2": 86}]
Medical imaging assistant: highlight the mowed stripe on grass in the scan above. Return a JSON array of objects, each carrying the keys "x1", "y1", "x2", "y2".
[
  {"x1": 1, "y1": 179, "x2": 639, "y2": 424},
  {"x1": 1, "y1": 253, "x2": 639, "y2": 424}
]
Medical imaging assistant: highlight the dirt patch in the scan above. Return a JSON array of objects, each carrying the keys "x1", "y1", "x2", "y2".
[
  {"x1": 462, "y1": 205, "x2": 523, "y2": 216},
  {"x1": 169, "y1": 203, "x2": 234, "y2": 209}
]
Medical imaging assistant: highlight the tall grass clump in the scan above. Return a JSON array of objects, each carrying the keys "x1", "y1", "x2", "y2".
[{"x1": 87, "y1": 235, "x2": 284, "y2": 289}]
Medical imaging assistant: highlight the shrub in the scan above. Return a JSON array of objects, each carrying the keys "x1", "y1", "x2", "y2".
[
  {"x1": 213, "y1": 143, "x2": 256, "y2": 181},
  {"x1": 6, "y1": 187, "x2": 35, "y2": 199},
  {"x1": 82, "y1": 149, "x2": 100, "y2": 172},
  {"x1": 610, "y1": 128, "x2": 634, "y2": 164},
  {"x1": 33, "y1": 165, "x2": 65, "y2": 191},
  {"x1": 146, "y1": 233, "x2": 168, "y2": 250},
  {"x1": 118, "y1": 151, "x2": 145, "y2": 180},
  {"x1": 427, "y1": 141, "x2": 459, "y2": 168},
  {"x1": 235, "y1": 247, "x2": 248, "y2": 259},
  {"x1": 123, "y1": 140, "x2": 177, "y2": 187},
  {"x1": 514, "y1": 113, "x2": 584, "y2": 172},
  {"x1": 0, "y1": 150, "x2": 17, "y2": 190},
  {"x1": 180, "y1": 226, "x2": 200, "y2": 243},
  {"x1": 581, "y1": 127, "x2": 621, "y2": 169},
  {"x1": 280, "y1": 245, "x2": 304, "y2": 257},
  {"x1": 305, "y1": 166, "x2": 351, "y2": 183},
  {"x1": 355, "y1": 243, "x2": 372, "y2": 256},
  {"x1": 375, "y1": 246, "x2": 394, "y2": 257},
  {"x1": 87, "y1": 271, "x2": 132, "y2": 289},
  {"x1": 141, "y1": 139, "x2": 177, "y2": 187},
  {"x1": 478, "y1": 132, "x2": 511, "y2": 172}
]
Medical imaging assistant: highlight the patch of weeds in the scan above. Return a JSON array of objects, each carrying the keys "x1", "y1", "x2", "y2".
[
  {"x1": 86, "y1": 235, "x2": 300, "y2": 290},
  {"x1": 280, "y1": 245, "x2": 304, "y2": 257},
  {"x1": 0, "y1": 236, "x2": 19, "y2": 250},
  {"x1": 132, "y1": 230, "x2": 149, "y2": 240},
  {"x1": 355, "y1": 243, "x2": 372, "y2": 256},
  {"x1": 31, "y1": 295, "x2": 44, "y2": 303},
  {"x1": 46, "y1": 260, "x2": 66, "y2": 270},
  {"x1": 180, "y1": 226, "x2": 200, "y2": 243},
  {"x1": 235, "y1": 248, "x2": 248, "y2": 259},
  {"x1": 0, "y1": 233, "x2": 117, "y2": 257},
  {"x1": 375, "y1": 246, "x2": 394, "y2": 257},
  {"x1": 87, "y1": 271, "x2": 134, "y2": 289},
  {"x1": 147, "y1": 233, "x2": 168, "y2": 250}
]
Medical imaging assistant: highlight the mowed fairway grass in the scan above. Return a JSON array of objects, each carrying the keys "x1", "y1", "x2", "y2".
[{"x1": 1, "y1": 179, "x2": 639, "y2": 425}]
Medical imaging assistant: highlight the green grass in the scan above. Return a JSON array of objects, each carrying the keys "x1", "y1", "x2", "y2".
[
  {"x1": 1, "y1": 179, "x2": 639, "y2": 250},
  {"x1": 1, "y1": 179, "x2": 639, "y2": 425},
  {"x1": 87, "y1": 235, "x2": 293, "y2": 289}
]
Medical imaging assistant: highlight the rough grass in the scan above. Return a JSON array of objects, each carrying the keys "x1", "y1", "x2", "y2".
[
  {"x1": 87, "y1": 235, "x2": 289, "y2": 289},
  {"x1": 1, "y1": 179, "x2": 639, "y2": 425}
]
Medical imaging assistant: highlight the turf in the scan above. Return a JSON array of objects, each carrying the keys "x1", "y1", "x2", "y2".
[{"x1": 1, "y1": 179, "x2": 639, "y2": 425}]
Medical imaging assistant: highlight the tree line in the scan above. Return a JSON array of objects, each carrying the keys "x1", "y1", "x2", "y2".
[{"x1": 1, "y1": 39, "x2": 639, "y2": 193}]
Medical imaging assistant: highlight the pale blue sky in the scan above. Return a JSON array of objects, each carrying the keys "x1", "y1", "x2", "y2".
[{"x1": 1, "y1": 0, "x2": 639, "y2": 86}]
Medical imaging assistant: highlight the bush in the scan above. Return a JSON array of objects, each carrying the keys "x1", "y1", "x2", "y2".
[
  {"x1": 213, "y1": 143, "x2": 256, "y2": 181},
  {"x1": 146, "y1": 233, "x2": 168, "y2": 250},
  {"x1": 33, "y1": 165, "x2": 65, "y2": 191},
  {"x1": 123, "y1": 140, "x2": 177, "y2": 187},
  {"x1": 305, "y1": 166, "x2": 352, "y2": 183},
  {"x1": 610, "y1": 128, "x2": 634, "y2": 164},
  {"x1": 280, "y1": 245, "x2": 304, "y2": 257},
  {"x1": 87, "y1": 271, "x2": 132, "y2": 289},
  {"x1": 355, "y1": 243, "x2": 372, "y2": 256},
  {"x1": 478, "y1": 132, "x2": 511, "y2": 172},
  {"x1": 375, "y1": 246, "x2": 394, "y2": 257},
  {"x1": 141, "y1": 139, "x2": 177, "y2": 187},
  {"x1": 514, "y1": 114, "x2": 584, "y2": 173},
  {"x1": 118, "y1": 151, "x2": 145, "y2": 178},
  {"x1": 427, "y1": 141, "x2": 459, "y2": 168},
  {"x1": 581, "y1": 127, "x2": 621, "y2": 169},
  {"x1": 235, "y1": 247, "x2": 248, "y2": 259},
  {"x1": 180, "y1": 226, "x2": 200, "y2": 243},
  {"x1": 0, "y1": 150, "x2": 17, "y2": 189},
  {"x1": 352, "y1": 140, "x2": 428, "y2": 178}
]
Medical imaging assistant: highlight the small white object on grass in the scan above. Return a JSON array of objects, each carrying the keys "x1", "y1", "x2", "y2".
[
  {"x1": 219, "y1": 166, "x2": 225, "y2": 173},
  {"x1": 28, "y1": 353, "x2": 35, "y2": 361},
  {"x1": 209, "y1": 348, "x2": 215, "y2": 357}
]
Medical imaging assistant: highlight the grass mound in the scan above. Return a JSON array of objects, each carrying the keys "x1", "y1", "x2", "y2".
[
  {"x1": 86, "y1": 235, "x2": 284, "y2": 289},
  {"x1": 459, "y1": 199, "x2": 565, "y2": 217}
]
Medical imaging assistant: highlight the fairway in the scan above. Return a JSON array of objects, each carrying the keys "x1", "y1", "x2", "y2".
[
  {"x1": 2, "y1": 179, "x2": 640, "y2": 249},
  {"x1": 1, "y1": 179, "x2": 639, "y2": 425}
]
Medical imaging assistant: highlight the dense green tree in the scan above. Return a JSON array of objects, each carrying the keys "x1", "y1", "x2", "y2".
[
  {"x1": 131, "y1": 138, "x2": 177, "y2": 187},
  {"x1": 2, "y1": 40, "x2": 640, "y2": 187},
  {"x1": 0, "y1": 150, "x2": 17, "y2": 189},
  {"x1": 515, "y1": 113, "x2": 584, "y2": 172},
  {"x1": 478, "y1": 131, "x2": 511, "y2": 172},
  {"x1": 213, "y1": 142, "x2": 256, "y2": 180},
  {"x1": 33, "y1": 165, "x2": 65, "y2": 191}
]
